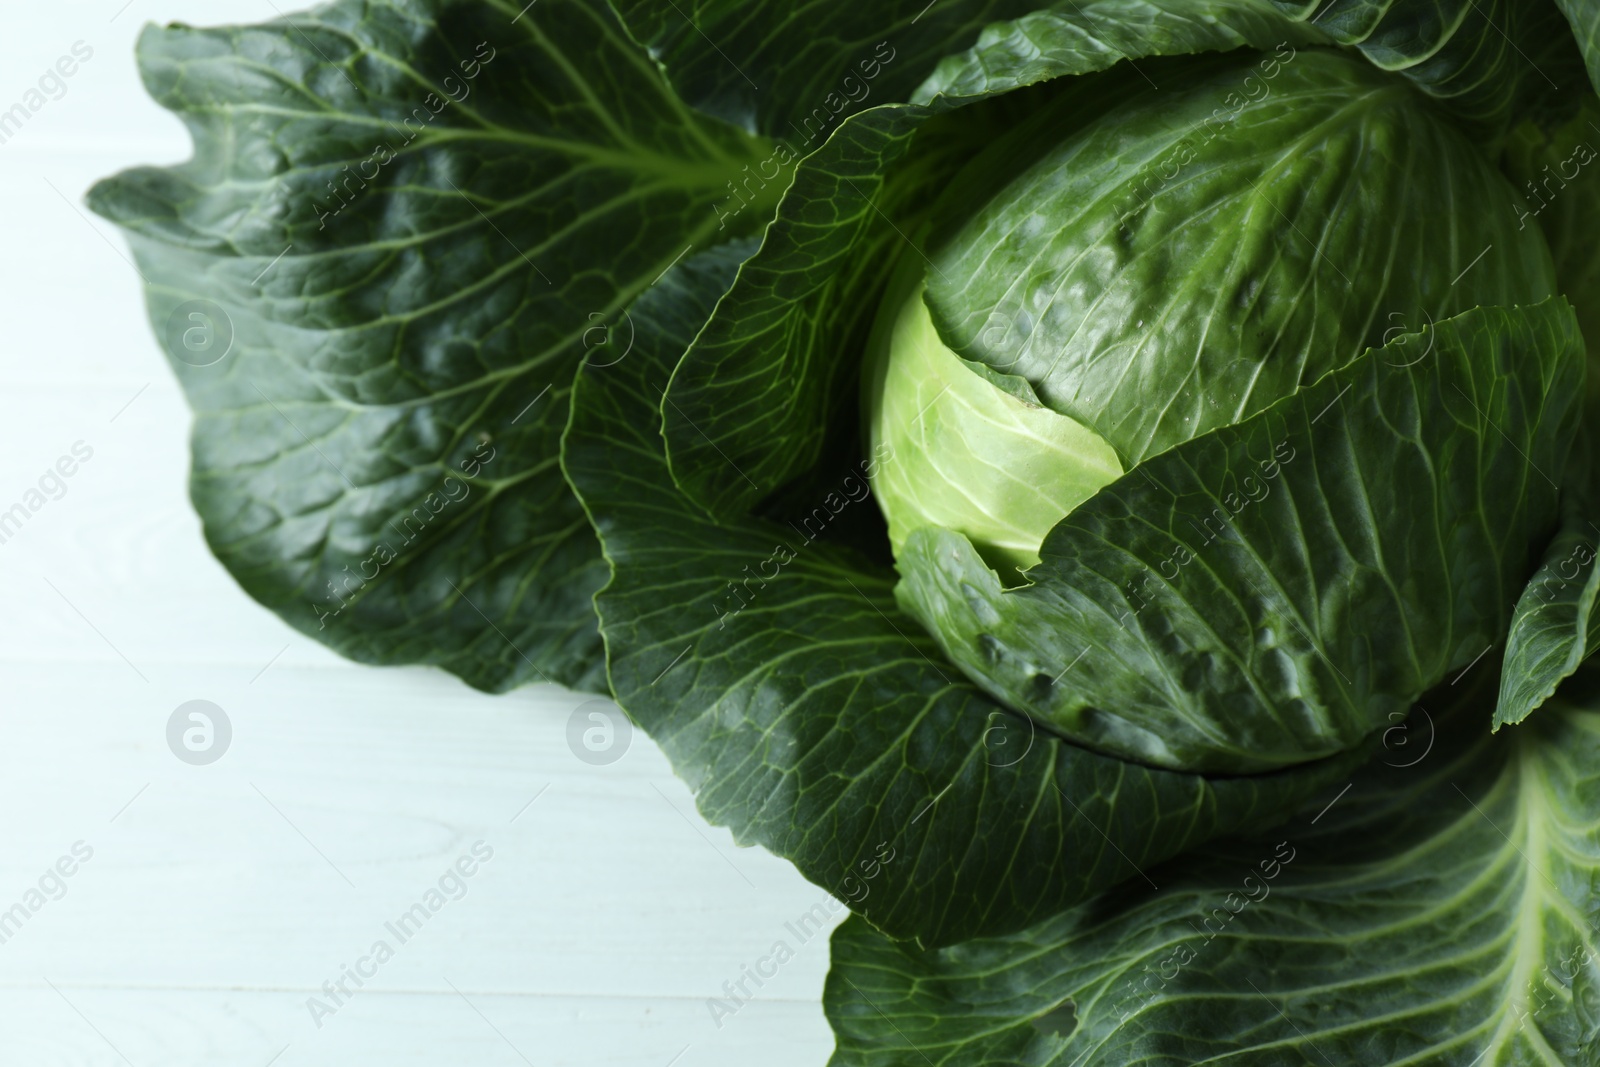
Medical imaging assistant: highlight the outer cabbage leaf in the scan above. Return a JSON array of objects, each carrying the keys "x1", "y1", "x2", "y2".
[
  {"x1": 827, "y1": 666, "x2": 1600, "y2": 1066},
  {"x1": 87, "y1": 0, "x2": 774, "y2": 691},
  {"x1": 896, "y1": 301, "x2": 1584, "y2": 773},
  {"x1": 562, "y1": 242, "x2": 1365, "y2": 949}
]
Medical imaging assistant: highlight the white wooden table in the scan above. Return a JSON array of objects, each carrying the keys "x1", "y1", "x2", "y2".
[{"x1": 0, "y1": 4, "x2": 841, "y2": 1064}]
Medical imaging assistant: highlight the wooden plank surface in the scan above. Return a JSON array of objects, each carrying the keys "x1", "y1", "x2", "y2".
[{"x1": 0, "y1": 3, "x2": 843, "y2": 1063}]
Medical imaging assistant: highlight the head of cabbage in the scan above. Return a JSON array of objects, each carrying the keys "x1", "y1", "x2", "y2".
[{"x1": 864, "y1": 49, "x2": 1576, "y2": 772}]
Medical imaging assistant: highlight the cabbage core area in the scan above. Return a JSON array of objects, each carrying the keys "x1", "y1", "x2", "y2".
[{"x1": 864, "y1": 278, "x2": 1120, "y2": 582}]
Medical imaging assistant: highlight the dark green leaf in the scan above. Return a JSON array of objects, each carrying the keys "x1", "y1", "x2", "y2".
[
  {"x1": 659, "y1": 102, "x2": 931, "y2": 519},
  {"x1": 88, "y1": 0, "x2": 772, "y2": 691},
  {"x1": 827, "y1": 666, "x2": 1600, "y2": 1066}
]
